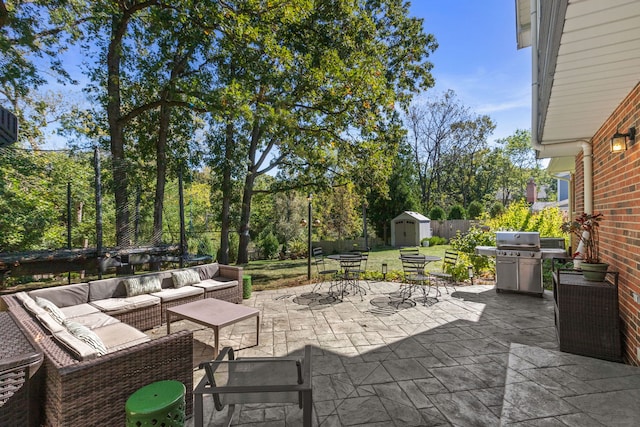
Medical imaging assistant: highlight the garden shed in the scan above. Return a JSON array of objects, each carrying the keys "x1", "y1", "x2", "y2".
[{"x1": 391, "y1": 211, "x2": 431, "y2": 247}]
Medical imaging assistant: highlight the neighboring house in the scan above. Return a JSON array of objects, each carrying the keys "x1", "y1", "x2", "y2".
[
  {"x1": 556, "y1": 172, "x2": 570, "y2": 203},
  {"x1": 0, "y1": 105, "x2": 18, "y2": 147},
  {"x1": 390, "y1": 211, "x2": 431, "y2": 247},
  {"x1": 517, "y1": 0, "x2": 640, "y2": 365}
]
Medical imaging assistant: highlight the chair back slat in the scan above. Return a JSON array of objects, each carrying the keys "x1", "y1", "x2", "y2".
[
  {"x1": 399, "y1": 247, "x2": 420, "y2": 257},
  {"x1": 401, "y1": 255, "x2": 427, "y2": 276},
  {"x1": 442, "y1": 250, "x2": 458, "y2": 272}
]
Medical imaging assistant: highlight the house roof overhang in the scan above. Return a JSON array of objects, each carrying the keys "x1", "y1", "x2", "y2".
[{"x1": 517, "y1": 0, "x2": 640, "y2": 159}]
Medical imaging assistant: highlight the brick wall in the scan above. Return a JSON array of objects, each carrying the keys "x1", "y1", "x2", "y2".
[{"x1": 573, "y1": 82, "x2": 640, "y2": 365}]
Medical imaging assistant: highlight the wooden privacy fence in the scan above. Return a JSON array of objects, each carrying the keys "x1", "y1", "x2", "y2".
[
  {"x1": 430, "y1": 220, "x2": 479, "y2": 240},
  {"x1": 315, "y1": 238, "x2": 384, "y2": 254}
]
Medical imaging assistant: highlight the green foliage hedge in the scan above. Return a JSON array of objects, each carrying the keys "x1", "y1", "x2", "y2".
[
  {"x1": 257, "y1": 230, "x2": 279, "y2": 259},
  {"x1": 450, "y1": 201, "x2": 566, "y2": 276},
  {"x1": 429, "y1": 206, "x2": 446, "y2": 220},
  {"x1": 448, "y1": 204, "x2": 466, "y2": 220}
]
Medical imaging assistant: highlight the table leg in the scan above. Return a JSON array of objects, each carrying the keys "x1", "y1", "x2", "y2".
[
  {"x1": 256, "y1": 314, "x2": 260, "y2": 346},
  {"x1": 166, "y1": 312, "x2": 171, "y2": 335},
  {"x1": 213, "y1": 326, "x2": 220, "y2": 358}
]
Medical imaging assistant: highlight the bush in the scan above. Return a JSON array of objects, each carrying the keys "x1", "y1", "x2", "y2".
[
  {"x1": 450, "y1": 227, "x2": 495, "y2": 273},
  {"x1": 257, "y1": 230, "x2": 280, "y2": 259},
  {"x1": 428, "y1": 236, "x2": 448, "y2": 246},
  {"x1": 448, "y1": 204, "x2": 466, "y2": 220},
  {"x1": 467, "y1": 201, "x2": 484, "y2": 219},
  {"x1": 484, "y1": 201, "x2": 564, "y2": 237},
  {"x1": 195, "y1": 234, "x2": 217, "y2": 258},
  {"x1": 429, "y1": 206, "x2": 446, "y2": 220},
  {"x1": 489, "y1": 202, "x2": 505, "y2": 218},
  {"x1": 288, "y1": 239, "x2": 307, "y2": 259}
]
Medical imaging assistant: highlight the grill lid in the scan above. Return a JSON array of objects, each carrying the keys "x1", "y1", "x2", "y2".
[{"x1": 496, "y1": 231, "x2": 540, "y2": 249}]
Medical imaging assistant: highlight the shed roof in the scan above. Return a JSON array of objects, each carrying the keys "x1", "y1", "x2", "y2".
[{"x1": 393, "y1": 211, "x2": 430, "y2": 222}]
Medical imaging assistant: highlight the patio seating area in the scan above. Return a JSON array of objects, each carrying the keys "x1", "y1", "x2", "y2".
[{"x1": 150, "y1": 280, "x2": 640, "y2": 426}]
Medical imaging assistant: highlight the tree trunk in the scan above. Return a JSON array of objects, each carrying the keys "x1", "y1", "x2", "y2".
[
  {"x1": 153, "y1": 99, "x2": 170, "y2": 245},
  {"x1": 237, "y1": 114, "x2": 265, "y2": 264},
  {"x1": 218, "y1": 120, "x2": 234, "y2": 265},
  {"x1": 237, "y1": 166, "x2": 255, "y2": 265},
  {"x1": 107, "y1": 14, "x2": 130, "y2": 248}
]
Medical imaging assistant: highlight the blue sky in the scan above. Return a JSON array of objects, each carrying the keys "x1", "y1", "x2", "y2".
[{"x1": 409, "y1": 0, "x2": 532, "y2": 144}]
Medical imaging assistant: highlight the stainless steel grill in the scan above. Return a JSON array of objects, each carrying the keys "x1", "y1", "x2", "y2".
[
  {"x1": 475, "y1": 232, "x2": 568, "y2": 296},
  {"x1": 495, "y1": 232, "x2": 543, "y2": 296}
]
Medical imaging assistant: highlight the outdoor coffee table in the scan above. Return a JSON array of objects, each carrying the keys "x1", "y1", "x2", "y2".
[{"x1": 166, "y1": 299, "x2": 260, "y2": 358}]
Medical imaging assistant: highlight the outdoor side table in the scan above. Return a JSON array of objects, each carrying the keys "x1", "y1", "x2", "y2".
[
  {"x1": 553, "y1": 268, "x2": 622, "y2": 362},
  {"x1": 0, "y1": 311, "x2": 43, "y2": 427},
  {"x1": 125, "y1": 380, "x2": 186, "y2": 427}
]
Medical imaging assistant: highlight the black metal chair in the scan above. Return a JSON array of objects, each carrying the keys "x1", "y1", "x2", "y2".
[
  {"x1": 400, "y1": 255, "x2": 432, "y2": 304},
  {"x1": 429, "y1": 250, "x2": 458, "y2": 295},
  {"x1": 311, "y1": 247, "x2": 338, "y2": 293},
  {"x1": 194, "y1": 346, "x2": 313, "y2": 427},
  {"x1": 349, "y1": 250, "x2": 369, "y2": 279},
  {"x1": 338, "y1": 254, "x2": 366, "y2": 300}
]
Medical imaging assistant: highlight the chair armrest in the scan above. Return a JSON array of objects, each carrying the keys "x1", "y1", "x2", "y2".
[{"x1": 218, "y1": 264, "x2": 243, "y2": 284}]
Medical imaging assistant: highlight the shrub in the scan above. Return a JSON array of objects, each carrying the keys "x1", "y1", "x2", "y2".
[
  {"x1": 489, "y1": 202, "x2": 505, "y2": 218},
  {"x1": 195, "y1": 234, "x2": 217, "y2": 258},
  {"x1": 428, "y1": 236, "x2": 448, "y2": 246},
  {"x1": 288, "y1": 239, "x2": 307, "y2": 258},
  {"x1": 448, "y1": 204, "x2": 466, "y2": 220},
  {"x1": 484, "y1": 201, "x2": 564, "y2": 237},
  {"x1": 467, "y1": 201, "x2": 484, "y2": 219},
  {"x1": 257, "y1": 230, "x2": 280, "y2": 259},
  {"x1": 429, "y1": 206, "x2": 446, "y2": 220},
  {"x1": 450, "y1": 227, "x2": 495, "y2": 273}
]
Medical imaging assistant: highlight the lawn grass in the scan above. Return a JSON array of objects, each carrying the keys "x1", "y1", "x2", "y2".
[{"x1": 241, "y1": 245, "x2": 451, "y2": 291}]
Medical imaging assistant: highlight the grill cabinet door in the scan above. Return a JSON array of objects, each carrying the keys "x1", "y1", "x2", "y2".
[
  {"x1": 518, "y1": 257, "x2": 543, "y2": 294},
  {"x1": 496, "y1": 257, "x2": 518, "y2": 290}
]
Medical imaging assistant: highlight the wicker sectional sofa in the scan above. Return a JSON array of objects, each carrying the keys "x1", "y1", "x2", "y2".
[{"x1": 1, "y1": 262, "x2": 243, "y2": 426}]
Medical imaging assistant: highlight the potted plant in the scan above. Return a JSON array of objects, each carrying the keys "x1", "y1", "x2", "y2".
[{"x1": 561, "y1": 212, "x2": 608, "y2": 281}]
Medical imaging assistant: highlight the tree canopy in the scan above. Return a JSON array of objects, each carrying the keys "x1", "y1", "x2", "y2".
[{"x1": 0, "y1": 0, "x2": 557, "y2": 271}]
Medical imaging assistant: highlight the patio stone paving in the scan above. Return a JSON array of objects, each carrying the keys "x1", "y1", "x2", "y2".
[{"x1": 148, "y1": 280, "x2": 640, "y2": 426}]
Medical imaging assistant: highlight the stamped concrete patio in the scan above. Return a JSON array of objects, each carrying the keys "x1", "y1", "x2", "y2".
[{"x1": 150, "y1": 280, "x2": 640, "y2": 426}]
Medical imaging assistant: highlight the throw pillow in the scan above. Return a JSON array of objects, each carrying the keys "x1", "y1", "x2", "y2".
[
  {"x1": 65, "y1": 321, "x2": 108, "y2": 356},
  {"x1": 123, "y1": 275, "x2": 162, "y2": 297},
  {"x1": 171, "y1": 269, "x2": 201, "y2": 288},
  {"x1": 35, "y1": 296, "x2": 66, "y2": 324}
]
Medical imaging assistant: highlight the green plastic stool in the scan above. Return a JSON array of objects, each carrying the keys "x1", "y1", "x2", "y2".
[
  {"x1": 125, "y1": 380, "x2": 185, "y2": 427},
  {"x1": 242, "y1": 274, "x2": 252, "y2": 299}
]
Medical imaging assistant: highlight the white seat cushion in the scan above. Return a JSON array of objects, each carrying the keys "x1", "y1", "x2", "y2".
[
  {"x1": 60, "y1": 303, "x2": 101, "y2": 319},
  {"x1": 52, "y1": 329, "x2": 99, "y2": 361},
  {"x1": 150, "y1": 285, "x2": 203, "y2": 302},
  {"x1": 194, "y1": 277, "x2": 238, "y2": 292},
  {"x1": 90, "y1": 294, "x2": 160, "y2": 315},
  {"x1": 37, "y1": 312, "x2": 66, "y2": 334},
  {"x1": 93, "y1": 323, "x2": 150, "y2": 353},
  {"x1": 65, "y1": 312, "x2": 121, "y2": 330},
  {"x1": 16, "y1": 292, "x2": 48, "y2": 317}
]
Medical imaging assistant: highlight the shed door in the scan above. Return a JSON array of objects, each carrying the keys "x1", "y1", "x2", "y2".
[{"x1": 395, "y1": 220, "x2": 415, "y2": 246}]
